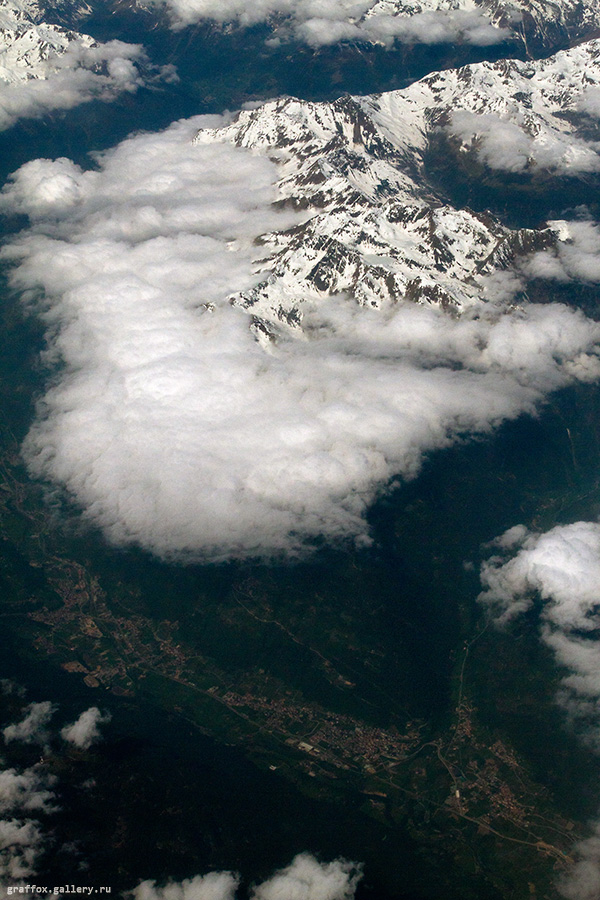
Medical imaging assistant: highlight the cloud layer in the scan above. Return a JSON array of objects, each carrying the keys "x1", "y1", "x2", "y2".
[
  {"x1": 140, "y1": 0, "x2": 511, "y2": 47},
  {"x1": 3, "y1": 115, "x2": 600, "y2": 560}
]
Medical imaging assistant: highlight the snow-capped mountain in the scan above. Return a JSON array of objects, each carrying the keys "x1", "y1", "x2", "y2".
[
  {"x1": 0, "y1": 0, "x2": 95, "y2": 84},
  {"x1": 364, "y1": 0, "x2": 600, "y2": 49},
  {"x1": 195, "y1": 39, "x2": 600, "y2": 333},
  {"x1": 367, "y1": 39, "x2": 600, "y2": 174},
  {"x1": 130, "y1": 0, "x2": 600, "y2": 54},
  {"x1": 0, "y1": 0, "x2": 148, "y2": 128},
  {"x1": 478, "y1": 0, "x2": 600, "y2": 51}
]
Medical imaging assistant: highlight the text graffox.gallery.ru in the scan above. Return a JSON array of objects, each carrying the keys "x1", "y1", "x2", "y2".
[{"x1": 7, "y1": 888, "x2": 112, "y2": 896}]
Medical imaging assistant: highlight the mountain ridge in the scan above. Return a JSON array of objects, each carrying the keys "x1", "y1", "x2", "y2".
[{"x1": 194, "y1": 39, "x2": 600, "y2": 335}]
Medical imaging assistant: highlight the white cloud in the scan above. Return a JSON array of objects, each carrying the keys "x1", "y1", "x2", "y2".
[
  {"x1": 479, "y1": 522, "x2": 600, "y2": 897},
  {"x1": 130, "y1": 872, "x2": 240, "y2": 900},
  {"x1": 2, "y1": 115, "x2": 600, "y2": 561},
  {"x1": 559, "y1": 822, "x2": 600, "y2": 900},
  {"x1": 0, "y1": 819, "x2": 45, "y2": 885},
  {"x1": 0, "y1": 711, "x2": 359, "y2": 898},
  {"x1": 129, "y1": 855, "x2": 361, "y2": 900},
  {"x1": 140, "y1": 0, "x2": 511, "y2": 47},
  {"x1": 523, "y1": 220, "x2": 600, "y2": 284},
  {"x1": 479, "y1": 520, "x2": 600, "y2": 738},
  {"x1": 480, "y1": 522, "x2": 600, "y2": 629},
  {"x1": 579, "y1": 87, "x2": 600, "y2": 119},
  {"x1": 0, "y1": 36, "x2": 152, "y2": 131},
  {"x1": 61, "y1": 707, "x2": 111, "y2": 750},
  {"x1": 0, "y1": 768, "x2": 56, "y2": 815},
  {"x1": 2, "y1": 702, "x2": 56, "y2": 747},
  {"x1": 0, "y1": 696, "x2": 119, "y2": 893},
  {"x1": 0, "y1": 765, "x2": 56, "y2": 891},
  {"x1": 0, "y1": 682, "x2": 26, "y2": 699},
  {"x1": 447, "y1": 110, "x2": 600, "y2": 174},
  {"x1": 251, "y1": 854, "x2": 362, "y2": 900},
  {"x1": 297, "y1": 8, "x2": 509, "y2": 47}
]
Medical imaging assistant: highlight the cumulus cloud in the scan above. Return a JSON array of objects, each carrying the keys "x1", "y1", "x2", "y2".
[
  {"x1": 140, "y1": 0, "x2": 511, "y2": 47},
  {"x1": 251, "y1": 853, "x2": 362, "y2": 900},
  {"x1": 0, "y1": 819, "x2": 45, "y2": 885},
  {"x1": 0, "y1": 694, "x2": 120, "y2": 892},
  {"x1": 0, "y1": 768, "x2": 56, "y2": 815},
  {"x1": 130, "y1": 855, "x2": 361, "y2": 900},
  {"x1": 559, "y1": 822, "x2": 600, "y2": 900},
  {"x1": 131, "y1": 872, "x2": 240, "y2": 900},
  {"x1": 2, "y1": 115, "x2": 600, "y2": 561},
  {"x1": 446, "y1": 110, "x2": 600, "y2": 174},
  {"x1": 523, "y1": 220, "x2": 600, "y2": 284},
  {"x1": 479, "y1": 519, "x2": 600, "y2": 732},
  {"x1": 479, "y1": 522, "x2": 600, "y2": 897},
  {"x1": 60, "y1": 707, "x2": 111, "y2": 750},
  {"x1": 3, "y1": 702, "x2": 56, "y2": 748},
  {"x1": 0, "y1": 765, "x2": 56, "y2": 890},
  {"x1": 480, "y1": 522, "x2": 600, "y2": 629}
]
